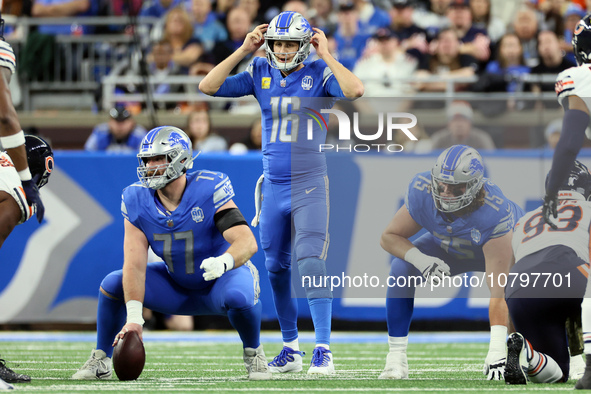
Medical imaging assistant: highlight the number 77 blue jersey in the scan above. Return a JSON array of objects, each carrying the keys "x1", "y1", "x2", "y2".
[{"x1": 214, "y1": 57, "x2": 346, "y2": 183}]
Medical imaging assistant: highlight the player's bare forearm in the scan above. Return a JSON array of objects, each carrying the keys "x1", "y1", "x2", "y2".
[
  {"x1": 488, "y1": 297, "x2": 509, "y2": 327},
  {"x1": 483, "y1": 233, "x2": 512, "y2": 327},
  {"x1": 199, "y1": 24, "x2": 267, "y2": 95},
  {"x1": 322, "y1": 53, "x2": 364, "y2": 99},
  {"x1": 223, "y1": 225, "x2": 257, "y2": 268},
  {"x1": 198, "y1": 49, "x2": 249, "y2": 95},
  {"x1": 380, "y1": 205, "x2": 423, "y2": 259},
  {"x1": 122, "y1": 220, "x2": 149, "y2": 303}
]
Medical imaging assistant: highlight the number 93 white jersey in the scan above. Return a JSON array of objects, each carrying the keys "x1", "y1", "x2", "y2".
[
  {"x1": 512, "y1": 199, "x2": 591, "y2": 264},
  {"x1": 0, "y1": 152, "x2": 33, "y2": 223}
]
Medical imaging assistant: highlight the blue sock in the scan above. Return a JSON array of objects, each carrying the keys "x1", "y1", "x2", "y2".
[
  {"x1": 309, "y1": 298, "x2": 332, "y2": 345},
  {"x1": 386, "y1": 297, "x2": 414, "y2": 337},
  {"x1": 386, "y1": 257, "x2": 417, "y2": 337},
  {"x1": 228, "y1": 301, "x2": 262, "y2": 349},
  {"x1": 268, "y1": 269, "x2": 298, "y2": 342},
  {"x1": 96, "y1": 289, "x2": 126, "y2": 357}
]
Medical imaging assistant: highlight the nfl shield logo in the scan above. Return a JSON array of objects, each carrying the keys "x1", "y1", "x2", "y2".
[
  {"x1": 471, "y1": 228, "x2": 481, "y2": 243},
  {"x1": 302, "y1": 75, "x2": 313, "y2": 90},
  {"x1": 280, "y1": 79, "x2": 286, "y2": 87},
  {"x1": 192, "y1": 207, "x2": 204, "y2": 223}
]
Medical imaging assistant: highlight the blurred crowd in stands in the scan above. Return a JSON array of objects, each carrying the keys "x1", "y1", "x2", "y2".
[{"x1": 4, "y1": 0, "x2": 590, "y2": 151}]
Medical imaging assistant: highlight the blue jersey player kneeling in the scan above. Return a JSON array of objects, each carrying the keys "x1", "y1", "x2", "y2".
[
  {"x1": 71, "y1": 126, "x2": 271, "y2": 381},
  {"x1": 379, "y1": 145, "x2": 524, "y2": 380},
  {"x1": 200, "y1": 11, "x2": 363, "y2": 375}
]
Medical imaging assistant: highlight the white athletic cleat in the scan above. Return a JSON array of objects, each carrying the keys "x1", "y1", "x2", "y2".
[
  {"x1": 307, "y1": 347, "x2": 335, "y2": 375},
  {"x1": 243, "y1": 345, "x2": 272, "y2": 381},
  {"x1": 379, "y1": 351, "x2": 408, "y2": 379},
  {"x1": 268, "y1": 347, "x2": 305, "y2": 373},
  {"x1": 504, "y1": 333, "x2": 528, "y2": 385},
  {"x1": 72, "y1": 349, "x2": 112, "y2": 380},
  {"x1": 571, "y1": 354, "x2": 586, "y2": 380},
  {"x1": 0, "y1": 378, "x2": 14, "y2": 390}
]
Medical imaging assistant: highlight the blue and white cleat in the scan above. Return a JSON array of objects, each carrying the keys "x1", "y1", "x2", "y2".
[
  {"x1": 268, "y1": 347, "x2": 305, "y2": 373},
  {"x1": 307, "y1": 347, "x2": 335, "y2": 375}
]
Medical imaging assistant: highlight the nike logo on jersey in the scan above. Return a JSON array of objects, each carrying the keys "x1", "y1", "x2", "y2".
[{"x1": 305, "y1": 187, "x2": 317, "y2": 194}]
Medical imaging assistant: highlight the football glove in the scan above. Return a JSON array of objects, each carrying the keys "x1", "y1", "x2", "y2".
[
  {"x1": 200, "y1": 253, "x2": 235, "y2": 281},
  {"x1": 405, "y1": 248, "x2": 450, "y2": 281},
  {"x1": 21, "y1": 178, "x2": 44, "y2": 223},
  {"x1": 542, "y1": 193, "x2": 558, "y2": 230},
  {"x1": 483, "y1": 350, "x2": 506, "y2": 380}
]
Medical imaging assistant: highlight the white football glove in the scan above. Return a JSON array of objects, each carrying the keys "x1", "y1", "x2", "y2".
[
  {"x1": 483, "y1": 350, "x2": 506, "y2": 380},
  {"x1": 200, "y1": 253, "x2": 234, "y2": 281},
  {"x1": 251, "y1": 174, "x2": 264, "y2": 227},
  {"x1": 404, "y1": 248, "x2": 450, "y2": 280}
]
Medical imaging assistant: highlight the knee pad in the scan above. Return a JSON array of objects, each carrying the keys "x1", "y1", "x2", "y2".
[
  {"x1": 224, "y1": 287, "x2": 252, "y2": 310},
  {"x1": 298, "y1": 257, "x2": 332, "y2": 299},
  {"x1": 294, "y1": 232, "x2": 326, "y2": 260},
  {"x1": 264, "y1": 250, "x2": 291, "y2": 272},
  {"x1": 100, "y1": 270, "x2": 123, "y2": 299}
]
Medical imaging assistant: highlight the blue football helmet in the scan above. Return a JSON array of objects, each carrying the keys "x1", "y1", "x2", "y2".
[
  {"x1": 550, "y1": 160, "x2": 591, "y2": 200},
  {"x1": 264, "y1": 11, "x2": 313, "y2": 71},
  {"x1": 25, "y1": 135, "x2": 53, "y2": 188},
  {"x1": 431, "y1": 145, "x2": 485, "y2": 213},
  {"x1": 137, "y1": 126, "x2": 194, "y2": 190}
]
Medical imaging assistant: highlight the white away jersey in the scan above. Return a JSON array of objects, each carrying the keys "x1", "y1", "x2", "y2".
[
  {"x1": 512, "y1": 199, "x2": 591, "y2": 263},
  {"x1": 0, "y1": 41, "x2": 16, "y2": 74},
  {"x1": 556, "y1": 64, "x2": 591, "y2": 110},
  {"x1": 0, "y1": 152, "x2": 32, "y2": 223}
]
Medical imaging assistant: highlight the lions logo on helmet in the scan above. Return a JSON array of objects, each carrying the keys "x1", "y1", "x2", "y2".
[
  {"x1": 264, "y1": 11, "x2": 313, "y2": 71},
  {"x1": 431, "y1": 145, "x2": 485, "y2": 213},
  {"x1": 572, "y1": 14, "x2": 591, "y2": 65},
  {"x1": 137, "y1": 126, "x2": 194, "y2": 190}
]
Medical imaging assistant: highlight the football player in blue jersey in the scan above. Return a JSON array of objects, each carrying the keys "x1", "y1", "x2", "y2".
[
  {"x1": 379, "y1": 145, "x2": 524, "y2": 380},
  {"x1": 199, "y1": 11, "x2": 363, "y2": 375},
  {"x1": 71, "y1": 126, "x2": 272, "y2": 381}
]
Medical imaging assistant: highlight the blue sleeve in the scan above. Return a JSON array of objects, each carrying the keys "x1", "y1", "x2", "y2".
[
  {"x1": 404, "y1": 172, "x2": 431, "y2": 226},
  {"x1": 546, "y1": 109, "x2": 590, "y2": 195},
  {"x1": 121, "y1": 185, "x2": 140, "y2": 225},
  {"x1": 213, "y1": 173, "x2": 235, "y2": 209},
  {"x1": 325, "y1": 74, "x2": 345, "y2": 98},
  {"x1": 213, "y1": 60, "x2": 256, "y2": 97},
  {"x1": 85, "y1": 124, "x2": 109, "y2": 151}
]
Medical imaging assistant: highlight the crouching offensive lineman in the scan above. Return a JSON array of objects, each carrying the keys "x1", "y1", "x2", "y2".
[{"x1": 71, "y1": 126, "x2": 272, "y2": 381}]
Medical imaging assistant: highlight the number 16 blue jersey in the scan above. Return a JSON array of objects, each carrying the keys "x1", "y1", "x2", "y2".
[{"x1": 214, "y1": 57, "x2": 346, "y2": 183}]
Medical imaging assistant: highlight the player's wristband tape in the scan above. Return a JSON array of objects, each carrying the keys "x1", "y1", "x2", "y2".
[
  {"x1": 0, "y1": 130, "x2": 25, "y2": 149},
  {"x1": 126, "y1": 300, "x2": 145, "y2": 326},
  {"x1": 18, "y1": 168, "x2": 32, "y2": 182}
]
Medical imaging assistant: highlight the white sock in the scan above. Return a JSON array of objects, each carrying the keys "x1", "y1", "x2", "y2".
[
  {"x1": 388, "y1": 336, "x2": 408, "y2": 353},
  {"x1": 525, "y1": 340, "x2": 564, "y2": 383},
  {"x1": 583, "y1": 297, "x2": 591, "y2": 354},
  {"x1": 315, "y1": 344, "x2": 329, "y2": 350},
  {"x1": 284, "y1": 339, "x2": 299, "y2": 351}
]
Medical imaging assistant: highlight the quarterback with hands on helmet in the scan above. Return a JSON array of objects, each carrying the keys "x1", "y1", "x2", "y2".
[
  {"x1": 379, "y1": 145, "x2": 524, "y2": 381},
  {"x1": 199, "y1": 11, "x2": 363, "y2": 375},
  {"x1": 72, "y1": 126, "x2": 271, "y2": 381}
]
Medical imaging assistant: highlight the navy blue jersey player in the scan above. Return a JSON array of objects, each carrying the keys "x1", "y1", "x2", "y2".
[
  {"x1": 71, "y1": 126, "x2": 271, "y2": 381},
  {"x1": 379, "y1": 145, "x2": 524, "y2": 380},
  {"x1": 200, "y1": 11, "x2": 364, "y2": 375}
]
